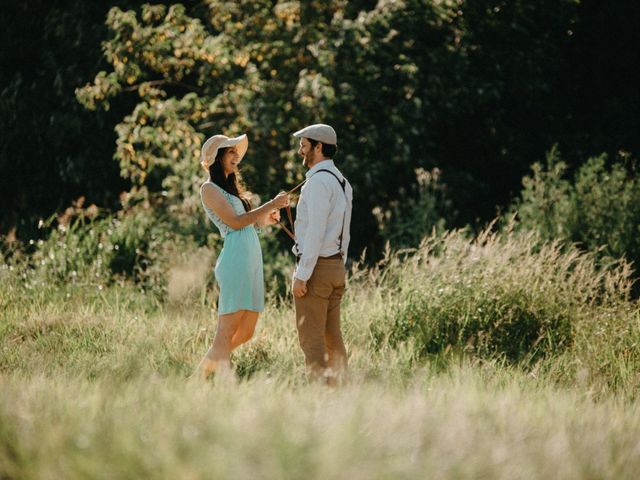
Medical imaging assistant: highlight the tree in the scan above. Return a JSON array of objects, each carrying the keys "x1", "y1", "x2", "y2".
[{"x1": 0, "y1": 0, "x2": 132, "y2": 238}]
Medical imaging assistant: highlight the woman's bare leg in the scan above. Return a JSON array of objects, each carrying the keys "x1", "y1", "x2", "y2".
[
  {"x1": 194, "y1": 311, "x2": 243, "y2": 379},
  {"x1": 230, "y1": 310, "x2": 259, "y2": 350}
]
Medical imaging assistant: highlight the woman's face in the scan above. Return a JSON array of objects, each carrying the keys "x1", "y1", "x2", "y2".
[{"x1": 220, "y1": 147, "x2": 240, "y2": 176}]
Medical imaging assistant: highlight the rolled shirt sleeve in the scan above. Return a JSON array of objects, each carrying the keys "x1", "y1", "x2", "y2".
[{"x1": 294, "y1": 178, "x2": 330, "y2": 281}]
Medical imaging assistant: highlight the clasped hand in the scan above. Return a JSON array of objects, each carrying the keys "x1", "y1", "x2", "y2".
[
  {"x1": 262, "y1": 191, "x2": 288, "y2": 225},
  {"x1": 271, "y1": 191, "x2": 289, "y2": 209},
  {"x1": 264, "y1": 209, "x2": 280, "y2": 225}
]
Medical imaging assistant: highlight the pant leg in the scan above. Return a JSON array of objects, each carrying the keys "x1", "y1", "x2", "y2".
[
  {"x1": 294, "y1": 264, "x2": 332, "y2": 380},
  {"x1": 324, "y1": 261, "x2": 347, "y2": 382}
]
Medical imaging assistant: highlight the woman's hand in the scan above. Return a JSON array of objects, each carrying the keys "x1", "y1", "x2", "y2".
[
  {"x1": 262, "y1": 209, "x2": 280, "y2": 225},
  {"x1": 271, "y1": 191, "x2": 289, "y2": 209}
]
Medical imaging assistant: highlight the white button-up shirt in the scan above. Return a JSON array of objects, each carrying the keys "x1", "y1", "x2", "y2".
[{"x1": 293, "y1": 160, "x2": 353, "y2": 281}]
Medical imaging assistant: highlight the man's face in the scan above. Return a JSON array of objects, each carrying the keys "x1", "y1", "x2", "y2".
[{"x1": 298, "y1": 138, "x2": 318, "y2": 168}]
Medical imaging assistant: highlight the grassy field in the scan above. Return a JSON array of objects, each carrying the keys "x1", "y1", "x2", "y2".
[{"x1": 2, "y1": 229, "x2": 640, "y2": 479}]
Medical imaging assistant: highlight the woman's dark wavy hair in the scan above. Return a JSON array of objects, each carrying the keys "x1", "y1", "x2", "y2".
[{"x1": 208, "y1": 147, "x2": 251, "y2": 212}]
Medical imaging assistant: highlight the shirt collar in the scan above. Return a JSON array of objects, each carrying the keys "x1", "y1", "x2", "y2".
[{"x1": 305, "y1": 159, "x2": 335, "y2": 178}]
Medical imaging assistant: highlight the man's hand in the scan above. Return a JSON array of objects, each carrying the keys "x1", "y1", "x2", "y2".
[{"x1": 292, "y1": 278, "x2": 308, "y2": 298}]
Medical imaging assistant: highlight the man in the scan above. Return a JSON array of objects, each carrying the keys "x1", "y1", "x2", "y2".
[{"x1": 291, "y1": 123, "x2": 353, "y2": 385}]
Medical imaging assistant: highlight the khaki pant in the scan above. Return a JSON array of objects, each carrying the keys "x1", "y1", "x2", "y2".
[{"x1": 294, "y1": 257, "x2": 348, "y2": 384}]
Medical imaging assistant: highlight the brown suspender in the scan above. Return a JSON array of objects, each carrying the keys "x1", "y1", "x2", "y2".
[{"x1": 318, "y1": 170, "x2": 348, "y2": 254}]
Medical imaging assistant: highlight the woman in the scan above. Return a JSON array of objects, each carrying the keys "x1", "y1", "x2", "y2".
[{"x1": 194, "y1": 133, "x2": 289, "y2": 379}]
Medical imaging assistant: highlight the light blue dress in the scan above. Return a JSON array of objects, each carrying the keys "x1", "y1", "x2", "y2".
[{"x1": 201, "y1": 181, "x2": 264, "y2": 315}]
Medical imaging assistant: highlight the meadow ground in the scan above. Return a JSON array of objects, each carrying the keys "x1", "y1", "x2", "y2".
[{"x1": 2, "y1": 229, "x2": 640, "y2": 479}]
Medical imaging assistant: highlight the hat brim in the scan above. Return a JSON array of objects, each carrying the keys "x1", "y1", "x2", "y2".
[
  {"x1": 200, "y1": 133, "x2": 249, "y2": 168},
  {"x1": 219, "y1": 134, "x2": 248, "y2": 162}
]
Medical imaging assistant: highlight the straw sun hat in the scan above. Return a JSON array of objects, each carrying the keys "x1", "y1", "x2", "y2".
[{"x1": 200, "y1": 134, "x2": 249, "y2": 169}]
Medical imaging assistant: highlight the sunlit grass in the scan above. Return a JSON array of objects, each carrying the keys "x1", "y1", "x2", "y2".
[
  {"x1": 2, "y1": 367, "x2": 640, "y2": 479},
  {"x1": 2, "y1": 226, "x2": 640, "y2": 478}
]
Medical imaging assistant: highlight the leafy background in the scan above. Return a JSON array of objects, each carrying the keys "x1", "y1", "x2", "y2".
[{"x1": 2, "y1": 0, "x2": 639, "y2": 262}]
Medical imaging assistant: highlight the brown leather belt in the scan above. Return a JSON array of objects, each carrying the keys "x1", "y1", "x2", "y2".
[{"x1": 319, "y1": 253, "x2": 342, "y2": 260}]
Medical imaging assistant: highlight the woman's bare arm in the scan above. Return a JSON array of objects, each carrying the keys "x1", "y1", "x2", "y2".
[{"x1": 201, "y1": 184, "x2": 287, "y2": 230}]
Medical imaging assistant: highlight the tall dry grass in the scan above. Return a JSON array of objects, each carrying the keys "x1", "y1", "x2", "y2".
[{"x1": 2, "y1": 226, "x2": 640, "y2": 478}]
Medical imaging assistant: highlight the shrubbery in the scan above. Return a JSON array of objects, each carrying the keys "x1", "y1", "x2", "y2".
[
  {"x1": 363, "y1": 228, "x2": 635, "y2": 371},
  {"x1": 2, "y1": 206, "x2": 213, "y2": 299},
  {"x1": 1, "y1": 201, "x2": 295, "y2": 304},
  {"x1": 510, "y1": 146, "x2": 640, "y2": 272},
  {"x1": 373, "y1": 167, "x2": 453, "y2": 250}
]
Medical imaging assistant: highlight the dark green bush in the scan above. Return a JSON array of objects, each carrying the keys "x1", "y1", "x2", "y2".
[
  {"x1": 373, "y1": 167, "x2": 453, "y2": 249},
  {"x1": 367, "y1": 228, "x2": 632, "y2": 365},
  {"x1": 5, "y1": 206, "x2": 215, "y2": 298},
  {"x1": 386, "y1": 287, "x2": 572, "y2": 363},
  {"x1": 2, "y1": 202, "x2": 296, "y2": 304},
  {"x1": 511, "y1": 147, "x2": 640, "y2": 271}
]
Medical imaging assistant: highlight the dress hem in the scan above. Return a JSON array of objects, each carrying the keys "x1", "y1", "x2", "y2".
[{"x1": 217, "y1": 307, "x2": 264, "y2": 316}]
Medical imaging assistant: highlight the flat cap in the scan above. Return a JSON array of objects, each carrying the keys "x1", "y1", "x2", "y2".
[{"x1": 292, "y1": 124, "x2": 337, "y2": 145}]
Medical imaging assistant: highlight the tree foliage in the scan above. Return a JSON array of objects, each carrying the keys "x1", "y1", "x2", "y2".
[{"x1": 2, "y1": 0, "x2": 639, "y2": 258}]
